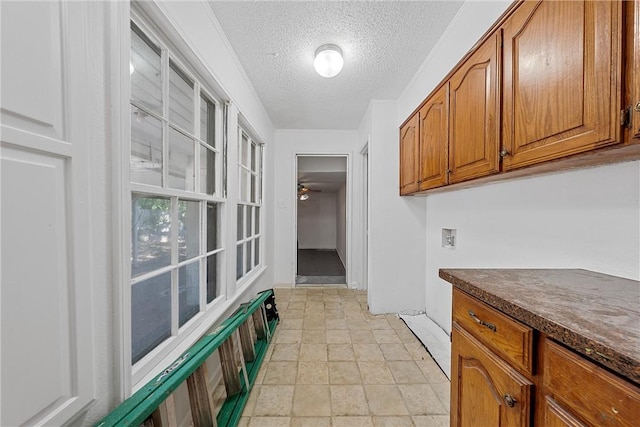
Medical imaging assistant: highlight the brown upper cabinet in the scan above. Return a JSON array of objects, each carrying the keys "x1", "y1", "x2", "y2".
[
  {"x1": 418, "y1": 84, "x2": 449, "y2": 190},
  {"x1": 501, "y1": 0, "x2": 623, "y2": 170},
  {"x1": 399, "y1": 113, "x2": 419, "y2": 195},
  {"x1": 448, "y1": 33, "x2": 501, "y2": 183},
  {"x1": 399, "y1": 0, "x2": 638, "y2": 196}
]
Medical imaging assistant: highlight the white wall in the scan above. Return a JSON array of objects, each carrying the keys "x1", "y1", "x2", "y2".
[
  {"x1": 360, "y1": 101, "x2": 427, "y2": 314},
  {"x1": 273, "y1": 130, "x2": 365, "y2": 288},
  {"x1": 297, "y1": 192, "x2": 338, "y2": 249},
  {"x1": 425, "y1": 162, "x2": 640, "y2": 332},
  {"x1": 336, "y1": 183, "x2": 347, "y2": 265}
]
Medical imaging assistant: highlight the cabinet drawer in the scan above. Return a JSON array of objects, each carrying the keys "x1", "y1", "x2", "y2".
[
  {"x1": 542, "y1": 338, "x2": 640, "y2": 427},
  {"x1": 453, "y1": 289, "x2": 533, "y2": 374}
]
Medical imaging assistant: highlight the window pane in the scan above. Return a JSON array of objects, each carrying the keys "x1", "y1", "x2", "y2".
[
  {"x1": 178, "y1": 200, "x2": 199, "y2": 262},
  {"x1": 237, "y1": 205, "x2": 244, "y2": 241},
  {"x1": 207, "y1": 202, "x2": 219, "y2": 252},
  {"x1": 236, "y1": 244, "x2": 243, "y2": 280},
  {"x1": 255, "y1": 207, "x2": 260, "y2": 234},
  {"x1": 250, "y1": 175, "x2": 256, "y2": 203},
  {"x1": 206, "y1": 253, "x2": 219, "y2": 303},
  {"x1": 168, "y1": 127, "x2": 195, "y2": 191},
  {"x1": 131, "y1": 272, "x2": 171, "y2": 363},
  {"x1": 200, "y1": 94, "x2": 215, "y2": 146},
  {"x1": 200, "y1": 145, "x2": 215, "y2": 195},
  {"x1": 131, "y1": 195, "x2": 171, "y2": 277},
  {"x1": 246, "y1": 206, "x2": 252, "y2": 239},
  {"x1": 245, "y1": 241, "x2": 251, "y2": 273},
  {"x1": 131, "y1": 25, "x2": 162, "y2": 114},
  {"x1": 241, "y1": 134, "x2": 249, "y2": 167},
  {"x1": 169, "y1": 60, "x2": 194, "y2": 133},
  {"x1": 179, "y1": 261, "x2": 199, "y2": 327},
  {"x1": 240, "y1": 170, "x2": 248, "y2": 202},
  {"x1": 130, "y1": 106, "x2": 162, "y2": 186},
  {"x1": 254, "y1": 238, "x2": 260, "y2": 267}
]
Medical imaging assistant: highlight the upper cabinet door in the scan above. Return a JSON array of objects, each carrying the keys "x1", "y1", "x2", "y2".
[
  {"x1": 418, "y1": 84, "x2": 449, "y2": 191},
  {"x1": 631, "y1": 0, "x2": 640, "y2": 141},
  {"x1": 448, "y1": 33, "x2": 500, "y2": 184},
  {"x1": 399, "y1": 113, "x2": 419, "y2": 195},
  {"x1": 501, "y1": 0, "x2": 623, "y2": 170}
]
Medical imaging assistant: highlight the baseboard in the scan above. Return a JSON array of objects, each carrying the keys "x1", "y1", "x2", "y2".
[{"x1": 399, "y1": 314, "x2": 451, "y2": 380}]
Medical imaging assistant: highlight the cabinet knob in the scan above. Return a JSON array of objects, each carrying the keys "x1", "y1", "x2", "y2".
[
  {"x1": 503, "y1": 394, "x2": 517, "y2": 407},
  {"x1": 500, "y1": 149, "x2": 510, "y2": 158},
  {"x1": 635, "y1": 101, "x2": 640, "y2": 113}
]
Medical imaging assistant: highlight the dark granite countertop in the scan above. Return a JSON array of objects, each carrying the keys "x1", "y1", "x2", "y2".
[{"x1": 439, "y1": 269, "x2": 640, "y2": 384}]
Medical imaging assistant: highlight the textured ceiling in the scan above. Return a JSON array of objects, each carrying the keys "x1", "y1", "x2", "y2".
[{"x1": 209, "y1": 1, "x2": 464, "y2": 130}]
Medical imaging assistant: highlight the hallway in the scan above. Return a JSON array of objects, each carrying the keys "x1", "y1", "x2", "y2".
[{"x1": 239, "y1": 287, "x2": 450, "y2": 426}]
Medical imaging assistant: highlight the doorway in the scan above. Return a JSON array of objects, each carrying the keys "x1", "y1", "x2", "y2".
[{"x1": 295, "y1": 155, "x2": 347, "y2": 285}]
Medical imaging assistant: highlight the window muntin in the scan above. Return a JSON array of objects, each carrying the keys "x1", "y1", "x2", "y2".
[
  {"x1": 236, "y1": 128, "x2": 263, "y2": 282},
  {"x1": 129, "y1": 20, "x2": 226, "y2": 366}
]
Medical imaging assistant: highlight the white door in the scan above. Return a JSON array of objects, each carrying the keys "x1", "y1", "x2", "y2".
[{"x1": 1, "y1": 2, "x2": 96, "y2": 425}]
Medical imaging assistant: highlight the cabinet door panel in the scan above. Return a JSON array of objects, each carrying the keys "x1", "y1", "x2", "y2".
[
  {"x1": 418, "y1": 84, "x2": 448, "y2": 190},
  {"x1": 451, "y1": 323, "x2": 532, "y2": 427},
  {"x1": 541, "y1": 396, "x2": 588, "y2": 427},
  {"x1": 449, "y1": 34, "x2": 500, "y2": 184},
  {"x1": 399, "y1": 113, "x2": 419, "y2": 195},
  {"x1": 631, "y1": 0, "x2": 640, "y2": 141},
  {"x1": 502, "y1": 0, "x2": 622, "y2": 169}
]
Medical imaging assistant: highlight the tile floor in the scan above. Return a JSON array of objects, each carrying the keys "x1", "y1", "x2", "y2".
[{"x1": 239, "y1": 287, "x2": 451, "y2": 427}]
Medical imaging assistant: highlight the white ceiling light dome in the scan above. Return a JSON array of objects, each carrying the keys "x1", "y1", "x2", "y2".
[{"x1": 313, "y1": 44, "x2": 344, "y2": 78}]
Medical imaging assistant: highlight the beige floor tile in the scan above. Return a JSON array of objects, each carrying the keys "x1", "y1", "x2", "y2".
[
  {"x1": 303, "y1": 317, "x2": 325, "y2": 330},
  {"x1": 357, "y1": 361, "x2": 395, "y2": 384},
  {"x1": 248, "y1": 417, "x2": 291, "y2": 427},
  {"x1": 429, "y1": 382, "x2": 451, "y2": 413},
  {"x1": 397, "y1": 328, "x2": 420, "y2": 344},
  {"x1": 279, "y1": 318, "x2": 303, "y2": 330},
  {"x1": 263, "y1": 361, "x2": 298, "y2": 385},
  {"x1": 237, "y1": 416, "x2": 250, "y2": 427},
  {"x1": 372, "y1": 329, "x2": 401, "y2": 344},
  {"x1": 325, "y1": 318, "x2": 348, "y2": 329},
  {"x1": 253, "y1": 385, "x2": 295, "y2": 416},
  {"x1": 255, "y1": 362, "x2": 268, "y2": 384},
  {"x1": 296, "y1": 361, "x2": 329, "y2": 384},
  {"x1": 243, "y1": 385, "x2": 261, "y2": 416},
  {"x1": 350, "y1": 330, "x2": 376, "y2": 344},
  {"x1": 364, "y1": 385, "x2": 409, "y2": 416},
  {"x1": 270, "y1": 344, "x2": 300, "y2": 361},
  {"x1": 372, "y1": 416, "x2": 415, "y2": 426},
  {"x1": 387, "y1": 361, "x2": 428, "y2": 384},
  {"x1": 302, "y1": 329, "x2": 326, "y2": 343},
  {"x1": 290, "y1": 417, "x2": 331, "y2": 427},
  {"x1": 299, "y1": 343, "x2": 328, "y2": 361},
  {"x1": 287, "y1": 302, "x2": 306, "y2": 311},
  {"x1": 332, "y1": 416, "x2": 374, "y2": 427},
  {"x1": 412, "y1": 415, "x2": 450, "y2": 427},
  {"x1": 398, "y1": 384, "x2": 447, "y2": 415},
  {"x1": 326, "y1": 329, "x2": 351, "y2": 344},
  {"x1": 415, "y1": 359, "x2": 449, "y2": 383},
  {"x1": 276, "y1": 329, "x2": 303, "y2": 344},
  {"x1": 367, "y1": 318, "x2": 391, "y2": 330},
  {"x1": 324, "y1": 309, "x2": 346, "y2": 319},
  {"x1": 330, "y1": 385, "x2": 369, "y2": 416},
  {"x1": 282, "y1": 309, "x2": 305, "y2": 319},
  {"x1": 353, "y1": 343, "x2": 385, "y2": 361},
  {"x1": 404, "y1": 342, "x2": 430, "y2": 360},
  {"x1": 328, "y1": 361, "x2": 361, "y2": 384},
  {"x1": 292, "y1": 384, "x2": 331, "y2": 416},
  {"x1": 324, "y1": 302, "x2": 343, "y2": 310},
  {"x1": 380, "y1": 343, "x2": 412, "y2": 360},
  {"x1": 327, "y1": 344, "x2": 356, "y2": 361},
  {"x1": 387, "y1": 316, "x2": 408, "y2": 331}
]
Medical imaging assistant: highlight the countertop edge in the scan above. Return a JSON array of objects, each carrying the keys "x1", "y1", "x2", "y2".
[{"x1": 439, "y1": 269, "x2": 640, "y2": 385}]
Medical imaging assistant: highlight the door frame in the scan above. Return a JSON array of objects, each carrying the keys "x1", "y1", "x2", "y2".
[{"x1": 293, "y1": 153, "x2": 351, "y2": 286}]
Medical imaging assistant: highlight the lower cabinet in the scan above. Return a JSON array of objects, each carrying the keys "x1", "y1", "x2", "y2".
[
  {"x1": 452, "y1": 290, "x2": 640, "y2": 427},
  {"x1": 451, "y1": 323, "x2": 533, "y2": 427}
]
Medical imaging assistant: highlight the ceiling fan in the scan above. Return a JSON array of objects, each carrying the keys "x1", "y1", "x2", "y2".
[{"x1": 297, "y1": 183, "x2": 321, "y2": 200}]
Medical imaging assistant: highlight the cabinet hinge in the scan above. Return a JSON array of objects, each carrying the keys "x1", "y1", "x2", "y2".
[{"x1": 621, "y1": 107, "x2": 631, "y2": 129}]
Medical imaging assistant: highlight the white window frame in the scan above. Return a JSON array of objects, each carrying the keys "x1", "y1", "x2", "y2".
[
  {"x1": 236, "y1": 126, "x2": 264, "y2": 285},
  {"x1": 126, "y1": 10, "x2": 228, "y2": 386}
]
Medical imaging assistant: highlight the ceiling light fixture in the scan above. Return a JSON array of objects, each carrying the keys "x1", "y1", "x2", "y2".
[
  {"x1": 313, "y1": 44, "x2": 343, "y2": 78},
  {"x1": 299, "y1": 193, "x2": 309, "y2": 201}
]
